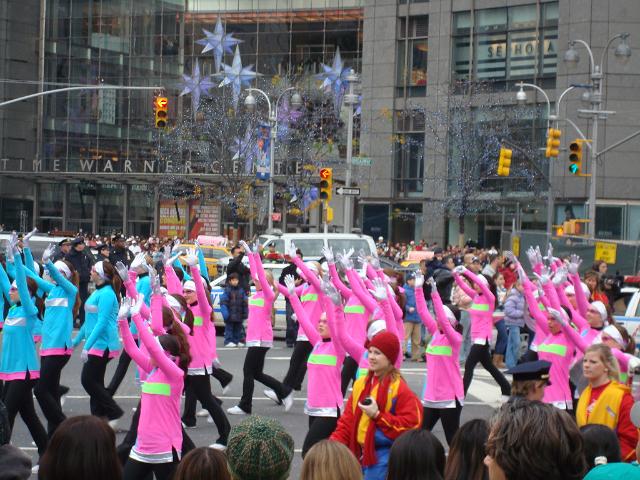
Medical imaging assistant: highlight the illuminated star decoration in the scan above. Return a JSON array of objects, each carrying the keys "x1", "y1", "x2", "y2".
[
  {"x1": 218, "y1": 46, "x2": 258, "y2": 108},
  {"x1": 316, "y1": 47, "x2": 349, "y2": 111},
  {"x1": 195, "y1": 17, "x2": 242, "y2": 72},
  {"x1": 229, "y1": 128, "x2": 257, "y2": 174},
  {"x1": 276, "y1": 96, "x2": 304, "y2": 140},
  {"x1": 179, "y1": 60, "x2": 216, "y2": 113},
  {"x1": 289, "y1": 186, "x2": 319, "y2": 210}
]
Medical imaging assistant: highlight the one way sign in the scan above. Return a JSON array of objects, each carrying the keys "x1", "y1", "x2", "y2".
[{"x1": 336, "y1": 186, "x2": 360, "y2": 196}]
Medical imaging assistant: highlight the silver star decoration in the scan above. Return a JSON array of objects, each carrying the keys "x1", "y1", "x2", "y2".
[
  {"x1": 217, "y1": 46, "x2": 258, "y2": 108},
  {"x1": 195, "y1": 17, "x2": 242, "y2": 72},
  {"x1": 179, "y1": 60, "x2": 216, "y2": 113},
  {"x1": 316, "y1": 47, "x2": 349, "y2": 110}
]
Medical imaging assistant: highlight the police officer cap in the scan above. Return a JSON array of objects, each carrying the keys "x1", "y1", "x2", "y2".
[
  {"x1": 58, "y1": 238, "x2": 71, "y2": 246},
  {"x1": 506, "y1": 360, "x2": 552, "y2": 384}
]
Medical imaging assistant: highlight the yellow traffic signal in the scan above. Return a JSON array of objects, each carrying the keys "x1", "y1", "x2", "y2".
[
  {"x1": 319, "y1": 168, "x2": 332, "y2": 203},
  {"x1": 497, "y1": 147, "x2": 512, "y2": 176},
  {"x1": 155, "y1": 96, "x2": 168, "y2": 128},
  {"x1": 568, "y1": 139, "x2": 583, "y2": 175},
  {"x1": 545, "y1": 128, "x2": 561, "y2": 158}
]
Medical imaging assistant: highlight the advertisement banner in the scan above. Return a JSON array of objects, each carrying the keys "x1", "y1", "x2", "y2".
[
  {"x1": 188, "y1": 201, "x2": 221, "y2": 238},
  {"x1": 255, "y1": 124, "x2": 271, "y2": 181},
  {"x1": 159, "y1": 200, "x2": 187, "y2": 238}
]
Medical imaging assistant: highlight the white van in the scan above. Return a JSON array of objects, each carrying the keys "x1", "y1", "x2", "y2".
[{"x1": 257, "y1": 232, "x2": 377, "y2": 261}]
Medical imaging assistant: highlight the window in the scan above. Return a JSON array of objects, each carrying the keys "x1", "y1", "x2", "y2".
[
  {"x1": 596, "y1": 206, "x2": 623, "y2": 240},
  {"x1": 397, "y1": 16, "x2": 428, "y2": 97},
  {"x1": 453, "y1": 3, "x2": 558, "y2": 86},
  {"x1": 394, "y1": 110, "x2": 425, "y2": 197}
]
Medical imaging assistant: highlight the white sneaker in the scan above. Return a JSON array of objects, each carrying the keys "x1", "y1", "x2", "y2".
[
  {"x1": 227, "y1": 405, "x2": 248, "y2": 415},
  {"x1": 263, "y1": 389, "x2": 282, "y2": 405},
  {"x1": 108, "y1": 419, "x2": 119, "y2": 430},
  {"x1": 196, "y1": 408, "x2": 209, "y2": 417},
  {"x1": 207, "y1": 415, "x2": 214, "y2": 424},
  {"x1": 31, "y1": 465, "x2": 39, "y2": 474},
  {"x1": 225, "y1": 342, "x2": 237, "y2": 348},
  {"x1": 222, "y1": 384, "x2": 231, "y2": 395},
  {"x1": 132, "y1": 407, "x2": 137, "y2": 413},
  {"x1": 237, "y1": 342, "x2": 245, "y2": 347},
  {"x1": 60, "y1": 394, "x2": 68, "y2": 407},
  {"x1": 182, "y1": 421, "x2": 197, "y2": 429},
  {"x1": 283, "y1": 392, "x2": 294, "y2": 412},
  {"x1": 209, "y1": 443, "x2": 227, "y2": 451}
]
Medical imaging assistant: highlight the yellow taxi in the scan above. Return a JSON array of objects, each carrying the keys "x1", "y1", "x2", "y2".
[{"x1": 176, "y1": 244, "x2": 231, "y2": 279}]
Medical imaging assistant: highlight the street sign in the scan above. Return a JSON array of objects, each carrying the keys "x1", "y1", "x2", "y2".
[
  {"x1": 336, "y1": 186, "x2": 360, "y2": 196},
  {"x1": 319, "y1": 167, "x2": 332, "y2": 180},
  {"x1": 351, "y1": 156, "x2": 372, "y2": 166}
]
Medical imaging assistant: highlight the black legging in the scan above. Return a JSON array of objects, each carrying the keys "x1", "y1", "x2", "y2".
[
  {"x1": 423, "y1": 401, "x2": 462, "y2": 446},
  {"x1": 2, "y1": 373, "x2": 48, "y2": 456},
  {"x1": 182, "y1": 366, "x2": 233, "y2": 422},
  {"x1": 34, "y1": 354, "x2": 70, "y2": 436},
  {"x1": 123, "y1": 449, "x2": 180, "y2": 480},
  {"x1": 238, "y1": 346, "x2": 290, "y2": 413},
  {"x1": 282, "y1": 340, "x2": 313, "y2": 391},
  {"x1": 107, "y1": 350, "x2": 132, "y2": 396},
  {"x1": 302, "y1": 414, "x2": 340, "y2": 458},
  {"x1": 340, "y1": 356, "x2": 359, "y2": 397},
  {"x1": 463, "y1": 343, "x2": 511, "y2": 396},
  {"x1": 80, "y1": 351, "x2": 124, "y2": 420},
  {"x1": 181, "y1": 374, "x2": 230, "y2": 445}
]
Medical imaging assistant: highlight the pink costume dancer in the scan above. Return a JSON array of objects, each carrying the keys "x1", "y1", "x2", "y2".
[
  {"x1": 453, "y1": 266, "x2": 511, "y2": 397},
  {"x1": 415, "y1": 274, "x2": 464, "y2": 445}
]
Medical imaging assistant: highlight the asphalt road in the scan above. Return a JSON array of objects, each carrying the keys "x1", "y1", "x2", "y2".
[{"x1": 11, "y1": 336, "x2": 502, "y2": 478}]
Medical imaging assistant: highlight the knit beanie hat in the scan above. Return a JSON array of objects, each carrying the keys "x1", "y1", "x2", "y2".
[
  {"x1": 226, "y1": 416, "x2": 294, "y2": 480},
  {"x1": 0, "y1": 445, "x2": 31, "y2": 480},
  {"x1": 369, "y1": 331, "x2": 400, "y2": 365}
]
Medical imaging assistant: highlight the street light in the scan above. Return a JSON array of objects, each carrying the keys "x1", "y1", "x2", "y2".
[
  {"x1": 516, "y1": 85, "x2": 528, "y2": 103},
  {"x1": 243, "y1": 86, "x2": 302, "y2": 232},
  {"x1": 562, "y1": 33, "x2": 632, "y2": 238},
  {"x1": 342, "y1": 68, "x2": 360, "y2": 233}
]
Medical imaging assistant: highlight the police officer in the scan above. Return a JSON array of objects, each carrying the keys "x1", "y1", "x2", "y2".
[{"x1": 506, "y1": 360, "x2": 552, "y2": 402}]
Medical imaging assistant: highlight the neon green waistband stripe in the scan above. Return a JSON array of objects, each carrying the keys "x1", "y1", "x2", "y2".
[
  {"x1": 193, "y1": 316, "x2": 204, "y2": 326},
  {"x1": 470, "y1": 303, "x2": 490, "y2": 312},
  {"x1": 142, "y1": 382, "x2": 171, "y2": 396},
  {"x1": 538, "y1": 302, "x2": 546, "y2": 311},
  {"x1": 426, "y1": 345, "x2": 453, "y2": 356},
  {"x1": 538, "y1": 343, "x2": 567, "y2": 356},
  {"x1": 344, "y1": 305, "x2": 365, "y2": 314},
  {"x1": 301, "y1": 293, "x2": 318, "y2": 302},
  {"x1": 249, "y1": 298, "x2": 265, "y2": 307},
  {"x1": 308, "y1": 354, "x2": 338, "y2": 366}
]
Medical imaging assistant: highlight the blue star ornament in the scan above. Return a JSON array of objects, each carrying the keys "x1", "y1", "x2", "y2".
[
  {"x1": 195, "y1": 17, "x2": 242, "y2": 72},
  {"x1": 179, "y1": 60, "x2": 216, "y2": 113},
  {"x1": 218, "y1": 46, "x2": 258, "y2": 108},
  {"x1": 316, "y1": 47, "x2": 349, "y2": 110}
]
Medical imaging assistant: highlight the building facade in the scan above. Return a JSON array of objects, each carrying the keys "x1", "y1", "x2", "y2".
[{"x1": 1, "y1": 0, "x2": 639, "y2": 245}]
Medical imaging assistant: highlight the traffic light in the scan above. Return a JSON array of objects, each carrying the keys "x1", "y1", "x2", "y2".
[
  {"x1": 319, "y1": 168, "x2": 332, "y2": 203},
  {"x1": 545, "y1": 128, "x2": 561, "y2": 158},
  {"x1": 568, "y1": 139, "x2": 583, "y2": 175},
  {"x1": 154, "y1": 96, "x2": 168, "y2": 128},
  {"x1": 497, "y1": 147, "x2": 512, "y2": 176}
]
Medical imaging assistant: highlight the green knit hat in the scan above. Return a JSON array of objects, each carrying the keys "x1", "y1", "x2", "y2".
[{"x1": 226, "y1": 416, "x2": 294, "y2": 480}]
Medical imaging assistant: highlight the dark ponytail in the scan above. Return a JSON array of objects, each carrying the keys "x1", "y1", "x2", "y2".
[
  {"x1": 160, "y1": 324, "x2": 191, "y2": 375},
  {"x1": 100, "y1": 262, "x2": 122, "y2": 302},
  {"x1": 62, "y1": 260, "x2": 82, "y2": 320},
  {"x1": 170, "y1": 294, "x2": 194, "y2": 335},
  {"x1": 26, "y1": 277, "x2": 45, "y2": 318}
]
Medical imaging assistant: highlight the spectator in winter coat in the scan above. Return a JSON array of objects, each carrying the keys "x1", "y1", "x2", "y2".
[
  {"x1": 108, "y1": 234, "x2": 134, "y2": 267},
  {"x1": 226, "y1": 245, "x2": 251, "y2": 294},
  {"x1": 499, "y1": 259, "x2": 518, "y2": 290},
  {"x1": 220, "y1": 272, "x2": 248, "y2": 347},
  {"x1": 403, "y1": 274, "x2": 422, "y2": 361},
  {"x1": 65, "y1": 237, "x2": 93, "y2": 326},
  {"x1": 503, "y1": 282, "x2": 526, "y2": 369}
]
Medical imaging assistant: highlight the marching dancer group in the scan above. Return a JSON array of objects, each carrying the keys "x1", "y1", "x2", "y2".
[{"x1": 1, "y1": 230, "x2": 639, "y2": 479}]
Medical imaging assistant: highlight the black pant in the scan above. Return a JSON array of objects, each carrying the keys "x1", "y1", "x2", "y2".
[
  {"x1": 423, "y1": 401, "x2": 462, "y2": 446},
  {"x1": 81, "y1": 351, "x2": 124, "y2": 420},
  {"x1": 34, "y1": 355, "x2": 70, "y2": 436},
  {"x1": 302, "y1": 414, "x2": 340, "y2": 458},
  {"x1": 123, "y1": 450, "x2": 179, "y2": 480},
  {"x1": 78, "y1": 281, "x2": 89, "y2": 326},
  {"x1": 211, "y1": 366, "x2": 233, "y2": 388},
  {"x1": 282, "y1": 340, "x2": 313, "y2": 391},
  {"x1": 239, "y1": 347, "x2": 290, "y2": 413},
  {"x1": 2, "y1": 374, "x2": 48, "y2": 456},
  {"x1": 285, "y1": 300, "x2": 298, "y2": 346},
  {"x1": 107, "y1": 350, "x2": 132, "y2": 396},
  {"x1": 463, "y1": 344, "x2": 511, "y2": 396},
  {"x1": 182, "y1": 366, "x2": 233, "y2": 423},
  {"x1": 340, "y1": 356, "x2": 359, "y2": 397},
  {"x1": 181, "y1": 375, "x2": 230, "y2": 444},
  {"x1": 117, "y1": 399, "x2": 195, "y2": 466}
]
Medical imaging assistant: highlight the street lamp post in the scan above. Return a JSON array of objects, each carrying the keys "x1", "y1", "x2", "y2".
[
  {"x1": 563, "y1": 33, "x2": 632, "y2": 238},
  {"x1": 343, "y1": 69, "x2": 360, "y2": 233},
  {"x1": 244, "y1": 87, "x2": 302, "y2": 232}
]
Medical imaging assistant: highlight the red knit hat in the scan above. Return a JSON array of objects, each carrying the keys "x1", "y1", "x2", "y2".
[{"x1": 368, "y1": 331, "x2": 400, "y2": 365}]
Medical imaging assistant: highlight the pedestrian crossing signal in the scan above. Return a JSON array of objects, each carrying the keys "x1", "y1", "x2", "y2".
[{"x1": 155, "y1": 96, "x2": 168, "y2": 128}]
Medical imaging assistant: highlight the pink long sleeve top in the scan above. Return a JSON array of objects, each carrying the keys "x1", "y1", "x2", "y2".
[
  {"x1": 329, "y1": 263, "x2": 368, "y2": 349},
  {"x1": 119, "y1": 313, "x2": 184, "y2": 462},
  {"x1": 522, "y1": 279, "x2": 549, "y2": 351},
  {"x1": 416, "y1": 286, "x2": 463, "y2": 407},
  {"x1": 185, "y1": 265, "x2": 215, "y2": 374},
  {"x1": 245, "y1": 252, "x2": 275, "y2": 347},
  {"x1": 292, "y1": 257, "x2": 323, "y2": 342},
  {"x1": 538, "y1": 329, "x2": 575, "y2": 409},
  {"x1": 453, "y1": 270, "x2": 495, "y2": 345}
]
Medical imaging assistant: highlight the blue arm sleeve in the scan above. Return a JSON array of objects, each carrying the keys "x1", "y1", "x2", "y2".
[
  {"x1": 84, "y1": 289, "x2": 116, "y2": 351},
  {"x1": 45, "y1": 261, "x2": 78, "y2": 297},
  {"x1": 5, "y1": 260, "x2": 15, "y2": 280},
  {"x1": 24, "y1": 268, "x2": 54, "y2": 294},
  {"x1": 173, "y1": 259, "x2": 192, "y2": 282},
  {"x1": 14, "y1": 254, "x2": 38, "y2": 316},
  {"x1": 0, "y1": 262, "x2": 11, "y2": 303},
  {"x1": 197, "y1": 249, "x2": 210, "y2": 282},
  {"x1": 24, "y1": 248, "x2": 36, "y2": 274}
]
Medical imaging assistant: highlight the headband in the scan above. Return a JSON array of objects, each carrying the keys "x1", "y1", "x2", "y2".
[
  {"x1": 602, "y1": 324, "x2": 626, "y2": 348},
  {"x1": 94, "y1": 261, "x2": 110, "y2": 281},
  {"x1": 564, "y1": 282, "x2": 590, "y2": 296},
  {"x1": 54, "y1": 260, "x2": 72, "y2": 279},
  {"x1": 166, "y1": 295, "x2": 182, "y2": 312},
  {"x1": 367, "y1": 319, "x2": 386, "y2": 341},
  {"x1": 590, "y1": 301, "x2": 608, "y2": 322},
  {"x1": 443, "y1": 306, "x2": 458, "y2": 327},
  {"x1": 183, "y1": 280, "x2": 196, "y2": 292}
]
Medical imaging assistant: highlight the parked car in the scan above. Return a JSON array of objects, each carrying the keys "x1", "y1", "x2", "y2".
[{"x1": 613, "y1": 285, "x2": 640, "y2": 354}]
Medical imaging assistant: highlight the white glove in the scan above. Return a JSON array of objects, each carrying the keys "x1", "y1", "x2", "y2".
[
  {"x1": 453, "y1": 265, "x2": 466, "y2": 275},
  {"x1": 131, "y1": 294, "x2": 145, "y2": 316},
  {"x1": 369, "y1": 255, "x2": 380, "y2": 270},
  {"x1": 503, "y1": 250, "x2": 517, "y2": 264},
  {"x1": 130, "y1": 252, "x2": 147, "y2": 270},
  {"x1": 80, "y1": 349, "x2": 89, "y2": 363},
  {"x1": 148, "y1": 266, "x2": 162, "y2": 295},
  {"x1": 553, "y1": 266, "x2": 568, "y2": 286},
  {"x1": 567, "y1": 254, "x2": 582, "y2": 275},
  {"x1": 321, "y1": 246, "x2": 334, "y2": 264},
  {"x1": 114, "y1": 261, "x2": 130, "y2": 282},
  {"x1": 337, "y1": 253, "x2": 353, "y2": 270},
  {"x1": 118, "y1": 297, "x2": 132, "y2": 319},
  {"x1": 544, "y1": 243, "x2": 554, "y2": 263},
  {"x1": 427, "y1": 277, "x2": 437, "y2": 291},
  {"x1": 322, "y1": 280, "x2": 341, "y2": 306},
  {"x1": 534, "y1": 266, "x2": 552, "y2": 285},
  {"x1": 357, "y1": 250, "x2": 368, "y2": 268},
  {"x1": 284, "y1": 274, "x2": 297, "y2": 296},
  {"x1": 42, "y1": 243, "x2": 55, "y2": 264},
  {"x1": 163, "y1": 246, "x2": 180, "y2": 267},
  {"x1": 171, "y1": 239, "x2": 182, "y2": 252},
  {"x1": 287, "y1": 242, "x2": 298, "y2": 259},
  {"x1": 370, "y1": 278, "x2": 388, "y2": 300},
  {"x1": 516, "y1": 265, "x2": 528, "y2": 283},
  {"x1": 547, "y1": 307, "x2": 567, "y2": 326},
  {"x1": 238, "y1": 240, "x2": 251, "y2": 253},
  {"x1": 183, "y1": 248, "x2": 198, "y2": 267},
  {"x1": 413, "y1": 271, "x2": 424, "y2": 289},
  {"x1": 5, "y1": 232, "x2": 18, "y2": 262},
  {"x1": 23, "y1": 228, "x2": 37, "y2": 249}
]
